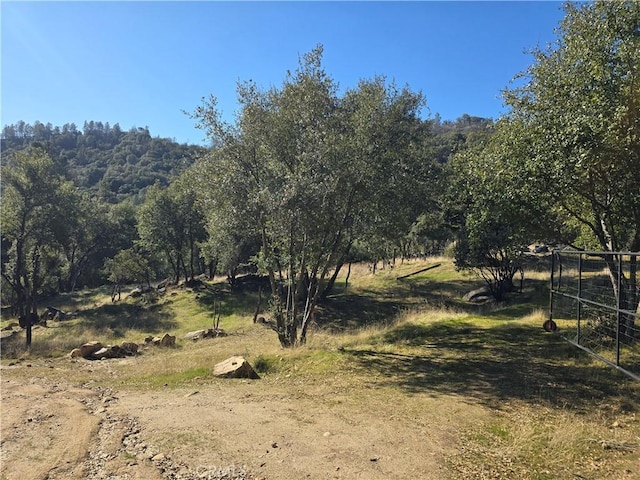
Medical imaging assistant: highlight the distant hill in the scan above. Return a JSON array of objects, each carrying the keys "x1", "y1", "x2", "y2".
[
  {"x1": 1, "y1": 120, "x2": 206, "y2": 202},
  {"x1": 429, "y1": 113, "x2": 495, "y2": 163}
]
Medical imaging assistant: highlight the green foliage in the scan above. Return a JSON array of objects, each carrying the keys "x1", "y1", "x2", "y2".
[
  {"x1": 188, "y1": 45, "x2": 437, "y2": 347},
  {"x1": 252, "y1": 354, "x2": 282, "y2": 374},
  {"x1": 0, "y1": 148, "x2": 71, "y2": 334},
  {"x1": 503, "y1": 1, "x2": 640, "y2": 253},
  {"x1": 103, "y1": 248, "x2": 150, "y2": 286},
  {"x1": 136, "y1": 176, "x2": 206, "y2": 283},
  {"x1": 450, "y1": 119, "x2": 562, "y2": 300},
  {"x1": 451, "y1": 2, "x2": 639, "y2": 303},
  {"x1": 1, "y1": 121, "x2": 205, "y2": 202}
]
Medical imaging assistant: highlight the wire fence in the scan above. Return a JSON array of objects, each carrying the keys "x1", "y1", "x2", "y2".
[{"x1": 547, "y1": 250, "x2": 640, "y2": 381}]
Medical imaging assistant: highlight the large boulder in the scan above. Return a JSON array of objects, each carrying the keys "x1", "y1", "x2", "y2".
[
  {"x1": 69, "y1": 348, "x2": 82, "y2": 358},
  {"x1": 184, "y1": 329, "x2": 207, "y2": 341},
  {"x1": 71, "y1": 341, "x2": 139, "y2": 360},
  {"x1": 0, "y1": 329, "x2": 18, "y2": 341},
  {"x1": 213, "y1": 356, "x2": 260, "y2": 379},
  {"x1": 145, "y1": 333, "x2": 176, "y2": 347},
  {"x1": 184, "y1": 329, "x2": 226, "y2": 341}
]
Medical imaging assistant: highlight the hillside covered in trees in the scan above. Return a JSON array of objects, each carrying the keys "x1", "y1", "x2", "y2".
[{"x1": 1, "y1": 121, "x2": 205, "y2": 202}]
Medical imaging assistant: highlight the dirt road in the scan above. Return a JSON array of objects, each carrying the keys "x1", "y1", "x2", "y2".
[{"x1": 1, "y1": 362, "x2": 468, "y2": 480}]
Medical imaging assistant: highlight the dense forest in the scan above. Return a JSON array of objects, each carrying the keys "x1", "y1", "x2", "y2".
[
  {"x1": 1, "y1": 120, "x2": 205, "y2": 203},
  {"x1": 1, "y1": 1, "x2": 638, "y2": 347}
]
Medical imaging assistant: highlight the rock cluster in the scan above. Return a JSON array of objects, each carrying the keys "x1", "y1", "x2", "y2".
[
  {"x1": 184, "y1": 329, "x2": 226, "y2": 341},
  {"x1": 70, "y1": 341, "x2": 139, "y2": 360},
  {"x1": 462, "y1": 286, "x2": 494, "y2": 304},
  {"x1": 145, "y1": 333, "x2": 176, "y2": 347},
  {"x1": 70, "y1": 332, "x2": 179, "y2": 360}
]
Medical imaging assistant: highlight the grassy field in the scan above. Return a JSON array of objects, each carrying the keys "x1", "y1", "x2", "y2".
[{"x1": 2, "y1": 257, "x2": 639, "y2": 479}]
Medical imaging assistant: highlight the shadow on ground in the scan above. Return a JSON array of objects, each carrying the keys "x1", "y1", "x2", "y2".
[
  {"x1": 342, "y1": 320, "x2": 638, "y2": 411},
  {"x1": 318, "y1": 275, "x2": 549, "y2": 331},
  {"x1": 81, "y1": 302, "x2": 177, "y2": 337},
  {"x1": 192, "y1": 280, "x2": 262, "y2": 318}
]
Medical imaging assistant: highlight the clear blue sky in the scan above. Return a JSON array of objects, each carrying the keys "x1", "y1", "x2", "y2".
[{"x1": 1, "y1": 1, "x2": 566, "y2": 145}]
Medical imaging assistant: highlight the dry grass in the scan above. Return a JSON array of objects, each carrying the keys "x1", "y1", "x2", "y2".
[{"x1": 2, "y1": 257, "x2": 639, "y2": 479}]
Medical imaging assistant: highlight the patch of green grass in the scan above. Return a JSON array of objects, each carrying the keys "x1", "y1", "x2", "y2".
[
  {"x1": 124, "y1": 366, "x2": 211, "y2": 389},
  {"x1": 486, "y1": 423, "x2": 510, "y2": 440},
  {"x1": 167, "y1": 281, "x2": 261, "y2": 334},
  {"x1": 252, "y1": 354, "x2": 283, "y2": 375}
]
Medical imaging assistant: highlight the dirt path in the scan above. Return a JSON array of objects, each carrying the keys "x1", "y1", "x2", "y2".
[
  {"x1": 1, "y1": 366, "x2": 473, "y2": 480},
  {"x1": 114, "y1": 383, "x2": 459, "y2": 480},
  {"x1": 0, "y1": 377, "x2": 167, "y2": 480},
  {"x1": 1, "y1": 381, "x2": 100, "y2": 480}
]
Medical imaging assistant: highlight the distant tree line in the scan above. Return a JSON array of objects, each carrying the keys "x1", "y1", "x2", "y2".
[
  {"x1": 1, "y1": 120, "x2": 205, "y2": 202},
  {"x1": 2, "y1": 1, "x2": 637, "y2": 347}
]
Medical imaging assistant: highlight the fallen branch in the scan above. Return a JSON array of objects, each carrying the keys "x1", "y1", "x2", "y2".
[
  {"x1": 396, "y1": 263, "x2": 441, "y2": 280},
  {"x1": 586, "y1": 438, "x2": 639, "y2": 451}
]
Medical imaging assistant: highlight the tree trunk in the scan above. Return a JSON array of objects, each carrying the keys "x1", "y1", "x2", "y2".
[{"x1": 320, "y1": 261, "x2": 343, "y2": 301}]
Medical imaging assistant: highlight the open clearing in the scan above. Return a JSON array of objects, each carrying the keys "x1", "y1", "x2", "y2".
[{"x1": 1, "y1": 259, "x2": 639, "y2": 479}]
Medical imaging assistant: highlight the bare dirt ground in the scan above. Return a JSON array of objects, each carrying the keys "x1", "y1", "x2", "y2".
[{"x1": 1, "y1": 359, "x2": 486, "y2": 480}]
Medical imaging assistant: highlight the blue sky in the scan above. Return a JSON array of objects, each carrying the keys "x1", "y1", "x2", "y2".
[{"x1": 1, "y1": 1, "x2": 566, "y2": 145}]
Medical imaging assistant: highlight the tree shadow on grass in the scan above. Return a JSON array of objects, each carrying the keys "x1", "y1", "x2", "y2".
[
  {"x1": 318, "y1": 276, "x2": 485, "y2": 331},
  {"x1": 192, "y1": 281, "x2": 261, "y2": 318},
  {"x1": 342, "y1": 321, "x2": 639, "y2": 411},
  {"x1": 80, "y1": 301, "x2": 177, "y2": 338}
]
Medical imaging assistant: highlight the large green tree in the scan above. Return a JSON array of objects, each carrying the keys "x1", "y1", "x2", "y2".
[
  {"x1": 1, "y1": 148, "x2": 70, "y2": 346},
  {"x1": 457, "y1": 2, "x2": 639, "y2": 312},
  {"x1": 189, "y1": 46, "x2": 432, "y2": 347},
  {"x1": 504, "y1": 1, "x2": 639, "y2": 323},
  {"x1": 341, "y1": 77, "x2": 433, "y2": 270},
  {"x1": 451, "y1": 118, "x2": 568, "y2": 300}
]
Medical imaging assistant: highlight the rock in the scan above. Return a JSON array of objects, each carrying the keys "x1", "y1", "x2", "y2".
[
  {"x1": 151, "y1": 453, "x2": 166, "y2": 462},
  {"x1": 120, "y1": 342, "x2": 139, "y2": 355},
  {"x1": 44, "y1": 306, "x2": 67, "y2": 321},
  {"x1": 184, "y1": 329, "x2": 206, "y2": 341},
  {"x1": 159, "y1": 333, "x2": 175, "y2": 347},
  {"x1": 463, "y1": 286, "x2": 493, "y2": 303},
  {"x1": 0, "y1": 329, "x2": 17, "y2": 340},
  {"x1": 95, "y1": 346, "x2": 112, "y2": 359},
  {"x1": 93, "y1": 347, "x2": 111, "y2": 359},
  {"x1": 213, "y1": 356, "x2": 260, "y2": 379},
  {"x1": 93, "y1": 345, "x2": 126, "y2": 359},
  {"x1": 145, "y1": 333, "x2": 175, "y2": 346},
  {"x1": 79, "y1": 341, "x2": 103, "y2": 359}
]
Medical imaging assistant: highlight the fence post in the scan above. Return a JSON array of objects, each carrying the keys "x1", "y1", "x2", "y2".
[
  {"x1": 577, "y1": 253, "x2": 582, "y2": 344},
  {"x1": 548, "y1": 252, "x2": 555, "y2": 322},
  {"x1": 616, "y1": 255, "x2": 623, "y2": 366}
]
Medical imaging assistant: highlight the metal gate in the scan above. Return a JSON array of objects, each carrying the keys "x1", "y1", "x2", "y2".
[{"x1": 547, "y1": 250, "x2": 640, "y2": 381}]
